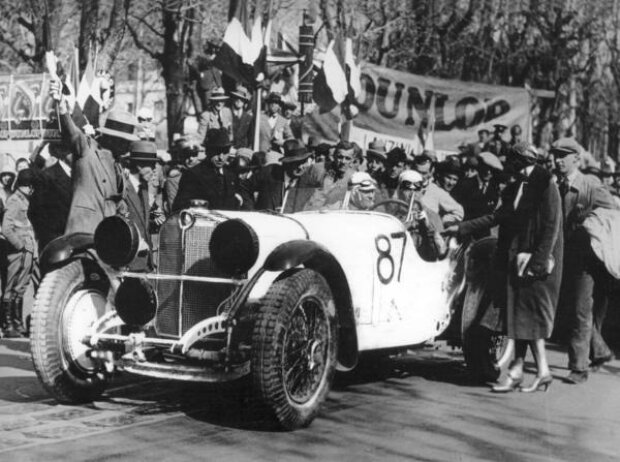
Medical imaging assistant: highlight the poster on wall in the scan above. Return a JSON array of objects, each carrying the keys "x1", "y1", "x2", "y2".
[{"x1": 0, "y1": 73, "x2": 61, "y2": 141}]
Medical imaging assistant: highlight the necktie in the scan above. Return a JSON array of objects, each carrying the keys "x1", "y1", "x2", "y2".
[{"x1": 559, "y1": 178, "x2": 569, "y2": 197}]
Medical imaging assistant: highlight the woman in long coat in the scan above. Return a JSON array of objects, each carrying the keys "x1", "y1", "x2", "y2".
[{"x1": 454, "y1": 142, "x2": 563, "y2": 392}]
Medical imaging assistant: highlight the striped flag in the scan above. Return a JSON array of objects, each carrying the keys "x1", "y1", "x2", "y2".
[
  {"x1": 313, "y1": 36, "x2": 361, "y2": 117},
  {"x1": 214, "y1": 0, "x2": 266, "y2": 86},
  {"x1": 76, "y1": 55, "x2": 102, "y2": 128}
]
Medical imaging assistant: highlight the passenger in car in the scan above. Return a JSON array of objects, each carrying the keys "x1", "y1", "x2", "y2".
[
  {"x1": 395, "y1": 170, "x2": 447, "y2": 261},
  {"x1": 345, "y1": 172, "x2": 377, "y2": 211}
]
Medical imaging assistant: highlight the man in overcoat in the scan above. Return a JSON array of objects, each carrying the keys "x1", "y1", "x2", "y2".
[
  {"x1": 50, "y1": 81, "x2": 139, "y2": 235},
  {"x1": 553, "y1": 138, "x2": 619, "y2": 384}
]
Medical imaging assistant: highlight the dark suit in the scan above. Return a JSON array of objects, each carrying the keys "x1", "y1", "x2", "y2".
[
  {"x1": 29, "y1": 162, "x2": 72, "y2": 252},
  {"x1": 171, "y1": 162, "x2": 239, "y2": 212},
  {"x1": 240, "y1": 163, "x2": 323, "y2": 212},
  {"x1": 452, "y1": 176, "x2": 500, "y2": 239},
  {"x1": 60, "y1": 113, "x2": 125, "y2": 235},
  {"x1": 232, "y1": 110, "x2": 253, "y2": 149},
  {"x1": 559, "y1": 171, "x2": 618, "y2": 372},
  {"x1": 124, "y1": 177, "x2": 152, "y2": 271}
]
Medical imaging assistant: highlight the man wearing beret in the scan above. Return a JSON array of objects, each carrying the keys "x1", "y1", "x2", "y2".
[{"x1": 553, "y1": 137, "x2": 619, "y2": 384}]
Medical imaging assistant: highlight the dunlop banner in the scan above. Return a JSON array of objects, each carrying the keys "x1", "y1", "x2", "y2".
[
  {"x1": 353, "y1": 63, "x2": 531, "y2": 151},
  {"x1": 0, "y1": 74, "x2": 61, "y2": 141}
]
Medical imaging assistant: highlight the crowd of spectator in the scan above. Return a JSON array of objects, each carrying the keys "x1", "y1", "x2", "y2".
[{"x1": 0, "y1": 80, "x2": 618, "y2": 397}]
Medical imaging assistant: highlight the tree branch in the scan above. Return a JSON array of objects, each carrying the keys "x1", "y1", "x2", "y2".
[
  {"x1": 129, "y1": 12, "x2": 165, "y2": 38},
  {"x1": 16, "y1": 16, "x2": 34, "y2": 32},
  {"x1": 126, "y1": 21, "x2": 161, "y2": 60}
]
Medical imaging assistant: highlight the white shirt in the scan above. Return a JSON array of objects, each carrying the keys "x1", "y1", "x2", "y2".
[
  {"x1": 59, "y1": 159, "x2": 71, "y2": 178},
  {"x1": 128, "y1": 173, "x2": 141, "y2": 193},
  {"x1": 513, "y1": 165, "x2": 535, "y2": 209}
]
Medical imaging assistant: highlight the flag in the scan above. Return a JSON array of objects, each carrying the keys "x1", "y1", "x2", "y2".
[
  {"x1": 313, "y1": 36, "x2": 361, "y2": 117},
  {"x1": 76, "y1": 54, "x2": 102, "y2": 127},
  {"x1": 214, "y1": 0, "x2": 266, "y2": 86}
]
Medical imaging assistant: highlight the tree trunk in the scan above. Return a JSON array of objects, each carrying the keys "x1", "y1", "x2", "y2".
[
  {"x1": 79, "y1": 0, "x2": 99, "y2": 72},
  {"x1": 97, "y1": 0, "x2": 128, "y2": 72},
  {"x1": 29, "y1": 0, "x2": 63, "y2": 71}
]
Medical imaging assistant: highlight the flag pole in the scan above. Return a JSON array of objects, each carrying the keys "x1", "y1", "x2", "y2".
[{"x1": 252, "y1": 0, "x2": 274, "y2": 152}]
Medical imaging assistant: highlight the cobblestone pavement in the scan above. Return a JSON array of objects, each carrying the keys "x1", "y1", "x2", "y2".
[{"x1": 1, "y1": 338, "x2": 619, "y2": 462}]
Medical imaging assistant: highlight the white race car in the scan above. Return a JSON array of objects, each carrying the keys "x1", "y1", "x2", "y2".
[{"x1": 30, "y1": 185, "x2": 502, "y2": 429}]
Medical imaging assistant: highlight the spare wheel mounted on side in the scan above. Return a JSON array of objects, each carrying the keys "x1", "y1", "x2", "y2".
[{"x1": 251, "y1": 268, "x2": 338, "y2": 430}]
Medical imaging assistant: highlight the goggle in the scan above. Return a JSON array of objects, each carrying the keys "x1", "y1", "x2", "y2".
[
  {"x1": 400, "y1": 180, "x2": 423, "y2": 191},
  {"x1": 351, "y1": 179, "x2": 376, "y2": 191}
]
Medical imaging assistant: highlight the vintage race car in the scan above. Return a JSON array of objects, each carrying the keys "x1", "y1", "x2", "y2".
[{"x1": 30, "y1": 186, "x2": 502, "y2": 430}]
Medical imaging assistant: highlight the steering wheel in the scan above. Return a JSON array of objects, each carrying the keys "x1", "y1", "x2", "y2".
[{"x1": 370, "y1": 199, "x2": 410, "y2": 221}]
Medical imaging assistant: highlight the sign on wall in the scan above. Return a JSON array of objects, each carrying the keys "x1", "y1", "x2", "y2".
[{"x1": 0, "y1": 74, "x2": 61, "y2": 141}]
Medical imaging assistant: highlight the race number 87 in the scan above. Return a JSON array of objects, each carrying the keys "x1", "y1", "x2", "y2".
[{"x1": 375, "y1": 232, "x2": 407, "y2": 284}]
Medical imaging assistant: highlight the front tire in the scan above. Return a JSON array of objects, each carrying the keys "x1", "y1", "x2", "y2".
[
  {"x1": 251, "y1": 269, "x2": 338, "y2": 430},
  {"x1": 30, "y1": 260, "x2": 110, "y2": 403}
]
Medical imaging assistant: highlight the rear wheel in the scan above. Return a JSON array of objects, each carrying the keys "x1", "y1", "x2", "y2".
[
  {"x1": 251, "y1": 269, "x2": 338, "y2": 430},
  {"x1": 30, "y1": 261, "x2": 110, "y2": 403}
]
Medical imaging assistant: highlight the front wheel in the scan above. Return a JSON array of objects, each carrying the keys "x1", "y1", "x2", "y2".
[
  {"x1": 251, "y1": 269, "x2": 338, "y2": 430},
  {"x1": 30, "y1": 260, "x2": 110, "y2": 403}
]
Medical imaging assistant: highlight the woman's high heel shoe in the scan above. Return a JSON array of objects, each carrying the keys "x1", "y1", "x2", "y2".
[
  {"x1": 520, "y1": 374, "x2": 553, "y2": 393},
  {"x1": 491, "y1": 374, "x2": 523, "y2": 393}
]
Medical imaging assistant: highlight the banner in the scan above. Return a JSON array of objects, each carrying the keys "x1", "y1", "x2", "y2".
[
  {"x1": 353, "y1": 63, "x2": 531, "y2": 152},
  {"x1": 0, "y1": 73, "x2": 61, "y2": 141}
]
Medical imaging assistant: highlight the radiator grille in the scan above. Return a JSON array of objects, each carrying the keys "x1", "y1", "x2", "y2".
[{"x1": 155, "y1": 216, "x2": 233, "y2": 338}]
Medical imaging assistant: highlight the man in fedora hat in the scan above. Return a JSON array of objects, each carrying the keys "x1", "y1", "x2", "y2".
[
  {"x1": 258, "y1": 92, "x2": 293, "y2": 152},
  {"x1": 172, "y1": 128, "x2": 240, "y2": 212},
  {"x1": 197, "y1": 86, "x2": 233, "y2": 143},
  {"x1": 240, "y1": 139, "x2": 318, "y2": 212},
  {"x1": 50, "y1": 80, "x2": 139, "y2": 235},
  {"x1": 230, "y1": 85, "x2": 253, "y2": 149},
  {"x1": 119, "y1": 140, "x2": 162, "y2": 271}
]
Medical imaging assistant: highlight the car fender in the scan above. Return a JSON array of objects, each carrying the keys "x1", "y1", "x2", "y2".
[
  {"x1": 262, "y1": 239, "x2": 359, "y2": 371},
  {"x1": 39, "y1": 233, "x2": 95, "y2": 275}
]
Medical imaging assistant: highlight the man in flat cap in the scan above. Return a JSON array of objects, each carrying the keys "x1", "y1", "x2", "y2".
[{"x1": 553, "y1": 137, "x2": 619, "y2": 384}]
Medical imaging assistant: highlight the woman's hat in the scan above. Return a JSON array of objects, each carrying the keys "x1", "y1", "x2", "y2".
[
  {"x1": 281, "y1": 139, "x2": 312, "y2": 163},
  {"x1": 98, "y1": 110, "x2": 140, "y2": 141},
  {"x1": 15, "y1": 168, "x2": 34, "y2": 188},
  {"x1": 209, "y1": 87, "x2": 229, "y2": 102}
]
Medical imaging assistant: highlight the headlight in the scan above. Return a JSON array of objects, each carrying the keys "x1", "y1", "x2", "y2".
[
  {"x1": 209, "y1": 219, "x2": 259, "y2": 275},
  {"x1": 178, "y1": 210, "x2": 195, "y2": 229},
  {"x1": 94, "y1": 216, "x2": 140, "y2": 267},
  {"x1": 115, "y1": 278, "x2": 157, "y2": 326}
]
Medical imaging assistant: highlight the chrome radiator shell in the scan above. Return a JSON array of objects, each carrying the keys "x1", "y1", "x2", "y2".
[{"x1": 155, "y1": 214, "x2": 233, "y2": 338}]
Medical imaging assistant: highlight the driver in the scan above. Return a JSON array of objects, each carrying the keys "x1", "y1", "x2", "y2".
[{"x1": 395, "y1": 170, "x2": 447, "y2": 261}]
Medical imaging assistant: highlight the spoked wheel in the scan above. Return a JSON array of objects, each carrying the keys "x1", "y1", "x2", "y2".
[
  {"x1": 252, "y1": 269, "x2": 338, "y2": 430},
  {"x1": 31, "y1": 261, "x2": 110, "y2": 403}
]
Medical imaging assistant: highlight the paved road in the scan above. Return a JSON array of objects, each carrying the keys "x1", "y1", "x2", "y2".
[{"x1": 1, "y1": 338, "x2": 619, "y2": 462}]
